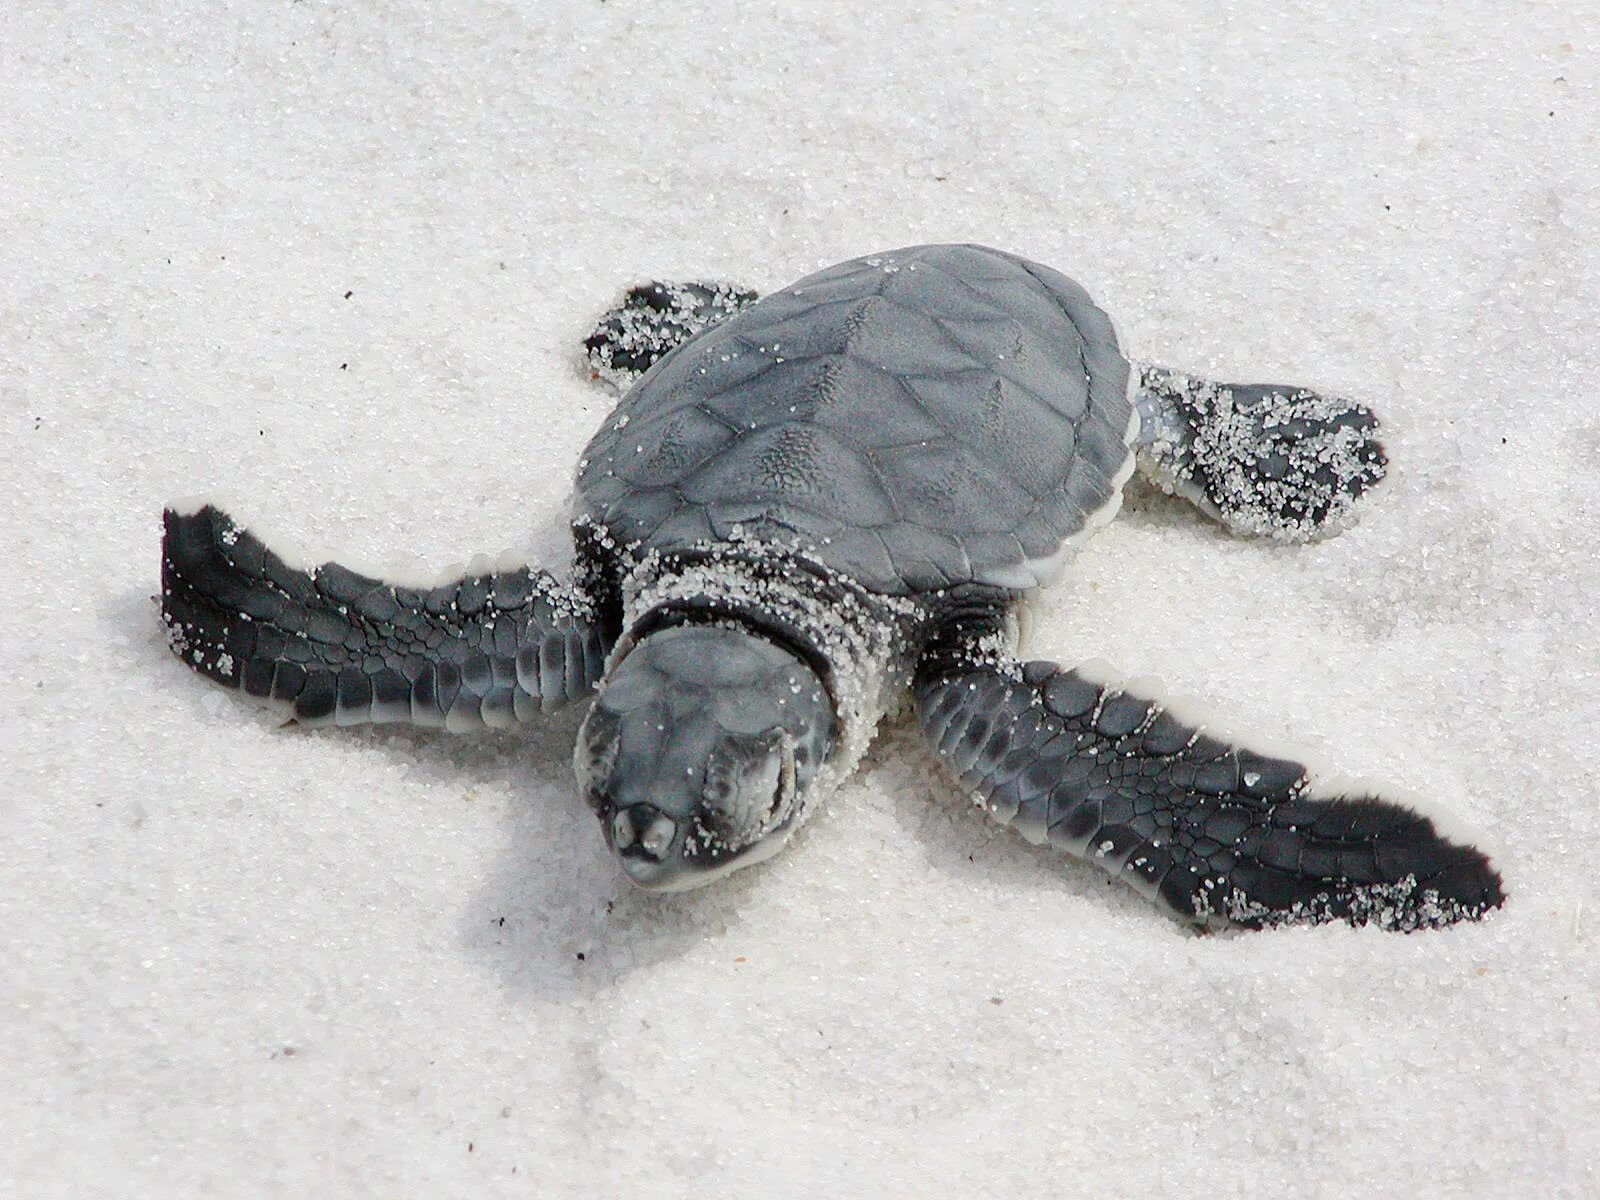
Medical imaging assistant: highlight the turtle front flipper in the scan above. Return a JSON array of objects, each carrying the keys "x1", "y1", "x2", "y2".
[
  {"x1": 1132, "y1": 364, "x2": 1388, "y2": 541},
  {"x1": 584, "y1": 279, "x2": 758, "y2": 391},
  {"x1": 913, "y1": 643, "x2": 1503, "y2": 931},
  {"x1": 161, "y1": 503, "x2": 612, "y2": 730}
]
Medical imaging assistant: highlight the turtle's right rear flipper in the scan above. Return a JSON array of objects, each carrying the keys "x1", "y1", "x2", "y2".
[
  {"x1": 161, "y1": 503, "x2": 611, "y2": 730},
  {"x1": 584, "y1": 280, "x2": 758, "y2": 391},
  {"x1": 914, "y1": 650, "x2": 1504, "y2": 931}
]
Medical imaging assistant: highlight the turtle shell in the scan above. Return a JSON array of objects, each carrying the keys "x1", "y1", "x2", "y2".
[{"x1": 575, "y1": 244, "x2": 1135, "y2": 597}]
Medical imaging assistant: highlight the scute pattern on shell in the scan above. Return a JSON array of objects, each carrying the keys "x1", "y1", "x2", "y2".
[{"x1": 576, "y1": 244, "x2": 1135, "y2": 597}]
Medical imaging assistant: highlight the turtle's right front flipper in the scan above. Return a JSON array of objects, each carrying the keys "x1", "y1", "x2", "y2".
[
  {"x1": 161, "y1": 503, "x2": 612, "y2": 730},
  {"x1": 914, "y1": 647, "x2": 1504, "y2": 932}
]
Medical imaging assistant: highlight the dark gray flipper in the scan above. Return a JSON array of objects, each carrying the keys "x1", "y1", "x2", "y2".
[
  {"x1": 913, "y1": 643, "x2": 1503, "y2": 931},
  {"x1": 584, "y1": 279, "x2": 758, "y2": 390},
  {"x1": 161, "y1": 504, "x2": 611, "y2": 730},
  {"x1": 1133, "y1": 365, "x2": 1388, "y2": 541}
]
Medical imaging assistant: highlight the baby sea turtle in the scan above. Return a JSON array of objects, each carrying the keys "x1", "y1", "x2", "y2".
[{"x1": 161, "y1": 244, "x2": 1503, "y2": 931}]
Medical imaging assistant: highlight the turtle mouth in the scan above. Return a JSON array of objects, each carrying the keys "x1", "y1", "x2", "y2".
[
  {"x1": 599, "y1": 789, "x2": 802, "y2": 893},
  {"x1": 600, "y1": 808, "x2": 687, "y2": 890},
  {"x1": 616, "y1": 826, "x2": 799, "y2": 892}
]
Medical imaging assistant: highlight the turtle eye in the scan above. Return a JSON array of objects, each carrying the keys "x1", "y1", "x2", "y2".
[
  {"x1": 703, "y1": 768, "x2": 737, "y2": 822},
  {"x1": 575, "y1": 704, "x2": 622, "y2": 792},
  {"x1": 702, "y1": 728, "x2": 784, "y2": 831},
  {"x1": 767, "y1": 735, "x2": 796, "y2": 820}
]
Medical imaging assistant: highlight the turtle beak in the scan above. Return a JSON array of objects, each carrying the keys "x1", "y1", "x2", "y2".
[
  {"x1": 603, "y1": 802, "x2": 691, "y2": 890},
  {"x1": 609, "y1": 804, "x2": 676, "y2": 859}
]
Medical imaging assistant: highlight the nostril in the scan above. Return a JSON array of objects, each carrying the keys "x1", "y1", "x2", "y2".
[
  {"x1": 611, "y1": 808, "x2": 637, "y2": 849},
  {"x1": 611, "y1": 805, "x2": 677, "y2": 862},
  {"x1": 639, "y1": 811, "x2": 677, "y2": 860}
]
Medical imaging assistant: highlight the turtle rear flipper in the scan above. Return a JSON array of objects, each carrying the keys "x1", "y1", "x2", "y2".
[
  {"x1": 583, "y1": 279, "x2": 758, "y2": 391},
  {"x1": 913, "y1": 647, "x2": 1503, "y2": 931},
  {"x1": 161, "y1": 503, "x2": 611, "y2": 730},
  {"x1": 1132, "y1": 364, "x2": 1388, "y2": 542}
]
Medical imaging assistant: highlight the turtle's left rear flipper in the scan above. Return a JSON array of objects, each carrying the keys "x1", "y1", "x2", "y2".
[
  {"x1": 1133, "y1": 365, "x2": 1388, "y2": 542},
  {"x1": 161, "y1": 503, "x2": 611, "y2": 730},
  {"x1": 914, "y1": 649, "x2": 1503, "y2": 931}
]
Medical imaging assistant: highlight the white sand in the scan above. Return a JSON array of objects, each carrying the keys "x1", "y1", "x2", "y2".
[{"x1": 4, "y1": 2, "x2": 1597, "y2": 1196}]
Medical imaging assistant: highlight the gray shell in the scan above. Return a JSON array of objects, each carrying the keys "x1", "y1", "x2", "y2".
[{"x1": 575, "y1": 244, "x2": 1135, "y2": 596}]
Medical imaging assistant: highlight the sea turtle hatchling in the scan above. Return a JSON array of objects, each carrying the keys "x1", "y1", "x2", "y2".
[{"x1": 161, "y1": 243, "x2": 1503, "y2": 931}]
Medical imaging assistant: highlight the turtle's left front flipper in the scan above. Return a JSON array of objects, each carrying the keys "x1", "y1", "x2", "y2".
[
  {"x1": 913, "y1": 646, "x2": 1503, "y2": 931},
  {"x1": 161, "y1": 503, "x2": 612, "y2": 730}
]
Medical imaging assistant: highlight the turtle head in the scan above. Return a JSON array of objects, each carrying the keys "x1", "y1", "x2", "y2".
[{"x1": 574, "y1": 623, "x2": 835, "y2": 891}]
